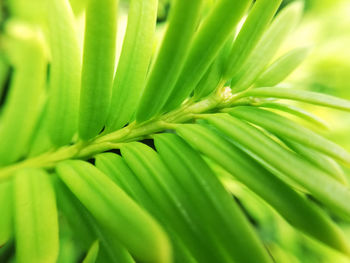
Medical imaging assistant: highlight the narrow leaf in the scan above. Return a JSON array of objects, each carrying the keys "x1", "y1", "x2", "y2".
[
  {"x1": 0, "y1": 22, "x2": 46, "y2": 165},
  {"x1": 56, "y1": 160, "x2": 171, "y2": 263},
  {"x1": 106, "y1": 0, "x2": 157, "y2": 131},
  {"x1": 164, "y1": 0, "x2": 252, "y2": 111},
  {"x1": 206, "y1": 114, "x2": 350, "y2": 218},
  {"x1": 193, "y1": 37, "x2": 233, "y2": 99},
  {"x1": 46, "y1": 0, "x2": 81, "y2": 146},
  {"x1": 228, "y1": 106, "x2": 350, "y2": 164},
  {"x1": 256, "y1": 102, "x2": 329, "y2": 129},
  {"x1": 154, "y1": 133, "x2": 273, "y2": 263},
  {"x1": 224, "y1": 0, "x2": 282, "y2": 79},
  {"x1": 121, "y1": 142, "x2": 222, "y2": 263},
  {"x1": 14, "y1": 169, "x2": 59, "y2": 263},
  {"x1": 242, "y1": 87, "x2": 350, "y2": 111},
  {"x1": 255, "y1": 47, "x2": 310, "y2": 87},
  {"x1": 136, "y1": 0, "x2": 205, "y2": 122},
  {"x1": 82, "y1": 240, "x2": 99, "y2": 263},
  {"x1": 230, "y1": 1, "x2": 303, "y2": 92},
  {"x1": 95, "y1": 152, "x2": 197, "y2": 263},
  {"x1": 0, "y1": 54, "x2": 9, "y2": 100},
  {"x1": 176, "y1": 123, "x2": 350, "y2": 255},
  {"x1": 0, "y1": 181, "x2": 13, "y2": 246},
  {"x1": 54, "y1": 177, "x2": 135, "y2": 263},
  {"x1": 79, "y1": 0, "x2": 118, "y2": 140},
  {"x1": 284, "y1": 139, "x2": 347, "y2": 185}
]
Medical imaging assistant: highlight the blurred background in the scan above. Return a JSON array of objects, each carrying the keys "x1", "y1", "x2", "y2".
[{"x1": 1, "y1": 0, "x2": 350, "y2": 262}]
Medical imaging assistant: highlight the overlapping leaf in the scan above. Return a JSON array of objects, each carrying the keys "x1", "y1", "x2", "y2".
[
  {"x1": 176, "y1": 123, "x2": 350, "y2": 255},
  {"x1": 56, "y1": 160, "x2": 171, "y2": 263}
]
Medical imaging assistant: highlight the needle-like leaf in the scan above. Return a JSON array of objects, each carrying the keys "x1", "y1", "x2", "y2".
[
  {"x1": 54, "y1": 177, "x2": 135, "y2": 263},
  {"x1": 176, "y1": 123, "x2": 350, "y2": 255},
  {"x1": 136, "y1": 0, "x2": 205, "y2": 122},
  {"x1": 79, "y1": 0, "x2": 118, "y2": 140},
  {"x1": 0, "y1": 22, "x2": 46, "y2": 165},
  {"x1": 46, "y1": 0, "x2": 81, "y2": 146},
  {"x1": 0, "y1": 181, "x2": 13, "y2": 247},
  {"x1": 255, "y1": 47, "x2": 310, "y2": 87},
  {"x1": 223, "y1": 0, "x2": 282, "y2": 80},
  {"x1": 163, "y1": 0, "x2": 252, "y2": 111},
  {"x1": 14, "y1": 169, "x2": 59, "y2": 263},
  {"x1": 154, "y1": 133, "x2": 273, "y2": 263},
  {"x1": 82, "y1": 240, "x2": 99, "y2": 263},
  {"x1": 56, "y1": 160, "x2": 171, "y2": 263},
  {"x1": 206, "y1": 114, "x2": 350, "y2": 218},
  {"x1": 106, "y1": 0, "x2": 157, "y2": 131},
  {"x1": 95, "y1": 152, "x2": 199, "y2": 263},
  {"x1": 121, "y1": 142, "x2": 223, "y2": 262},
  {"x1": 230, "y1": 1, "x2": 303, "y2": 92},
  {"x1": 228, "y1": 106, "x2": 350, "y2": 164},
  {"x1": 242, "y1": 87, "x2": 350, "y2": 111}
]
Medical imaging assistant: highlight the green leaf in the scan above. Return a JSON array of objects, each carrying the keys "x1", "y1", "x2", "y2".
[
  {"x1": 82, "y1": 240, "x2": 99, "y2": 263},
  {"x1": 56, "y1": 160, "x2": 171, "y2": 263},
  {"x1": 154, "y1": 133, "x2": 273, "y2": 263},
  {"x1": 284, "y1": 139, "x2": 347, "y2": 185},
  {"x1": 121, "y1": 142, "x2": 222, "y2": 262},
  {"x1": 46, "y1": 0, "x2": 81, "y2": 146},
  {"x1": 175, "y1": 123, "x2": 350, "y2": 255},
  {"x1": 95, "y1": 152, "x2": 150, "y2": 199},
  {"x1": 14, "y1": 168, "x2": 59, "y2": 263},
  {"x1": 256, "y1": 102, "x2": 329, "y2": 130},
  {"x1": 54, "y1": 177, "x2": 135, "y2": 263},
  {"x1": 228, "y1": 106, "x2": 350, "y2": 164},
  {"x1": 106, "y1": 0, "x2": 158, "y2": 131},
  {"x1": 223, "y1": 0, "x2": 282, "y2": 80},
  {"x1": 136, "y1": 0, "x2": 205, "y2": 122},
  {"x1": 206, "y1": 114, "x2": 350, "y2": 219},
  {"x1": 242, "y1": 87, "x2": 350, "y2": 111},
  {"x1": 78, "y1": 0, "x2": 118, "y2": 140},
  {"x1": 255, "y1": 47, "x2": 310, "y2": 87},
  {"x1": 0, "y1": 22, "x2": 46, "y2": 165},
  {"x1": 193, "y1": 37, "x2": 233, "y2": 100},
  {"x1": 0, "y1": 54, "x2": 9, "y2": 100},
  {"x1": 230, "y1": 1, "x2": 303, "y2": 92},
  {"x1": 0, "y1": 180, "x2": 13, "y2": 246},
  {"x1": 95, "y1": 152, "x2": 197, "y2": 263},
  {"x1": 163, "y1": 0, "x2": 252, "y2": 111}
]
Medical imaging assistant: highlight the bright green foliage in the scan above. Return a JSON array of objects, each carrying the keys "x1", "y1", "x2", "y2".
[
  {"x1": 230, "y1": 1, "x2": 303, "y2": 92},
  {"x1": 14, "y1": 169, "x2": 59, "y2": 263},
  {"x1": 82, "y1": 240, "x2": 99, "y2": 263},
  {"x1": 54, "y1": 177, "x2": 135, "y2": 263},
  {"x1": 242, "y1": 87, "x2": 350, "y2": 111},
  {"x1": 106, "y1": 0, "x2": 157, "y2": 131},
  {"x1": 0, "y1": 21, "x2": 46, "y2": 165},
  {"x1": 46, "y1": 0, "x2": 81, "y2": 146},
  {"x1": 1, "y1": 0, "x2": 350, "y2": 262},
  {"x1": 0, "y1": 181, "x2": 13, "y2": 246},
  {"x1": 56, "y1": 160, "x2": 171, "y2": 263},
  {"x1": 176, "y1": 123, "x2": 350, "y2": 255},
  {"x1": 228, "y1": 106, "x2": 350, "y2": 164},
  {"x1": 255, "y1": 47, "x2": 310, "y2": 87},
  {"x1": 163, "y1": 0, "x2": 251, "y2": 111},
  {"x1": 79, "y1": 0, "x2": 118, "y2": 140},
  {"x1": 223, "y1": 0, "x2": 282, "y2": 80},
  {"x1": 136, "y1": 0, "x2": 205, "y2": 122},
  {"x1": 206, "y1": 114, "x2": 350, "y2": 219}
]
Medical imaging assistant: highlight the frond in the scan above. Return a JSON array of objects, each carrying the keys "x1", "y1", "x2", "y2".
[{"x1": 0, "y1": 0, "x2": 349, "y2": 262}]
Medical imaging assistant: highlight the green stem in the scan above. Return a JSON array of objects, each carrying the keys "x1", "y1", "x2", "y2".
[{"x1": 0, "y1": 92, "x2": 225, "y2": 181}]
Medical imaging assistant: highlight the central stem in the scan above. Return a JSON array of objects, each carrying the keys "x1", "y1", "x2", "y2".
[{"x1": 0, "y1": 92, "x2": 226, "y2": 181}]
